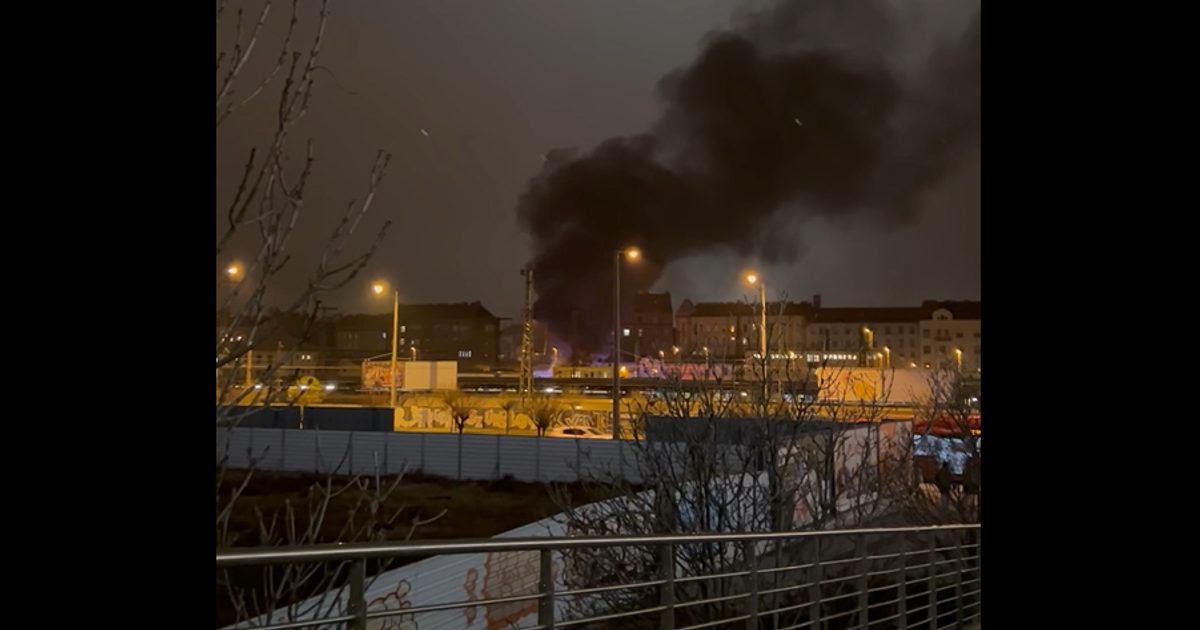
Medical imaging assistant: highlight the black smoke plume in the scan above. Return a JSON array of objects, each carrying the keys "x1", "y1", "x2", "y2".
[{"x1": 517, "y1": 1, "x2": 980, "y2": 356}]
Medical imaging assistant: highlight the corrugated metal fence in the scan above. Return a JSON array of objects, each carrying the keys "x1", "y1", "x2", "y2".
[{"x1": 216, "y1": 427, "x2": 646, "y2": 482}]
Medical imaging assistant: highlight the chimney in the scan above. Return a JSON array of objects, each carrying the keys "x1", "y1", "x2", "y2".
[{"x1": 813, "y1": 294, "x2": 822, "y2": 310}]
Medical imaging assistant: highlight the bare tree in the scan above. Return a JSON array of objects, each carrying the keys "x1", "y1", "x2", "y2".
[
  {"x1": 908, "y1": 366, "x2": 981, "y2": 525},
  {"x1": 215, "y1": 440, "x2": 444, "y2": 627},
  {"x1": 439, "y1": 390, "x2": 477, "y2": 479},
  {"x1": 529, "y1": 395, "x2": 564, "y2": 437},
  {"x1": 501, "y1": 398, "x2": 521, "y2": 435},
  {"x1": 215, "y1": 0, "x2": 392, "y2": 423},
  {"x1": 545, "y1": 297, "x2": 917, "y2": 627},
  {"x1": 214, "y1": 3, "x2": 442, "y2": 626}
]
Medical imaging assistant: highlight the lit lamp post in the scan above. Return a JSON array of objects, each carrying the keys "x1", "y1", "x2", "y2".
[
  {"x1": 862, "y1": 326, "x2": 874, "y2": 366},
  {"x1": 371, "y1": 280, "x2": 400, "y2": 407},
  {"x1": 743, "y1": 272, "x2": 767, "y2": 358},
  {"x1": 954, "y1": 347, "x2": 963, "y2": 371},
  {"x1": 882, "y1": 346, "x2": 891, "y2": 369},
  {"x1": 221, "y1": 262, "x2": 252, "y2": 387},
  {"x1": 410, "y1": 346, "x2": 417, "y2": 361},
  {"x1": 743, "y1": 271, "x2": 768, "y2": 404},
  {"x1": 613, "y1": 246, "x2": 641, "y2": 439}
]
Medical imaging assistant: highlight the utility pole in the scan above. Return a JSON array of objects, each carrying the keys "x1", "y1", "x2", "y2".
[{"x1": 519, "y1": 267, "x2": 534, "y2": 403}]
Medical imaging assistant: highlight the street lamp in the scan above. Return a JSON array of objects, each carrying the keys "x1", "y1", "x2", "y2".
[
  {"x1": 410, "y1": 346, "x2": 417, "y2": 361},
  {"x1": 613, "y1": 245, "x2": 641, "y2": 439},
  {"x1": 371, "y1": 280, "x2": 399, "y2": 408},
  {"x1": 882, "y1": 346, "x2": 891, "y2": 369},
  {"x1": 954, "y1": 347, "x2": 963, "y2": 370},
  {"x1": 225, "y1": 262, "x2": 244, "y2": 282},
  {"x1": 743, "y1": 271, "x2": 767, "y2": 358}
]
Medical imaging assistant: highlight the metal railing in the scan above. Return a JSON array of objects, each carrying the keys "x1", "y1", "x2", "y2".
[{"x1": 216, "y1": 524, "x2": 980, "y2": 630}]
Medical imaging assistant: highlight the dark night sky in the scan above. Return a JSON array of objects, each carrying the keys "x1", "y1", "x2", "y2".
[{"x1": 217, "y1": 0, "x2": 979, "y2": 320}]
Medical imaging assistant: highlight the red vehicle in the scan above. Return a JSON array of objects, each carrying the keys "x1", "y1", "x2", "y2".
[{"x1": 914, "y1": 414, "x2": 980, "y2": 437}]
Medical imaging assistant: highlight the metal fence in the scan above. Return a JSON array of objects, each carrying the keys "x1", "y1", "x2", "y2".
[
  {"x1": 216, "y1": 426, "x2": 648, "y2": 482},
  {"x1": 216, "y1": 524, "x2": 980, "y2": 629}
]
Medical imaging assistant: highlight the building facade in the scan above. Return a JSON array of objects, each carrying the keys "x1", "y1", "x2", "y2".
[
  {"x1": 333, "y1": 302, "x2": 501, "y2": 372},
  {"x1": 918, "y1": 301, "x2": 981, "y2": 371},
  {"x1": 623, "y1": 292, "x2": 675, "y2": 360},
  {"x1": 675, "y1": 300, "x2": 811, "y2": 361}
]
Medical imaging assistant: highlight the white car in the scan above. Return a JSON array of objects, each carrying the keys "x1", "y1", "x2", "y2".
[{"x1": 546, "y1": 426, "x2": 610, "y2": 439}]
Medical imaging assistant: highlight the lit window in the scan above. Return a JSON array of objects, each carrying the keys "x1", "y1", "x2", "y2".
[
  {"x1": 623, "y1": 328, "x2": 631, "y2": 337},
  {"x1": 400, "y1": 325, "x2": 406, "y2": 333},
  {"x1": 459, "y1": 350, "x2": 472, "y2": 359}
]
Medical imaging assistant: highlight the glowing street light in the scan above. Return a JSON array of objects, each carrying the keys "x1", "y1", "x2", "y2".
[
  {"x1": 613, "y1": 245, "x2": 641, "y2": 439},
  {"x1": 371, "y1": 279, "x2": 399, "y2": 407},
  {"x1": 742, "y1": 271, "x2": 767, "y2": 358},
  {"x1": 225, "y1": 261, "x2": 244, "y2": 282}
]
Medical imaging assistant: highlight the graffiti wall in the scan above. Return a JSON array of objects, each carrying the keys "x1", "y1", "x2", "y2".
[{"x1": 391, "y1": 401, "x2": 609, "y2": 433}]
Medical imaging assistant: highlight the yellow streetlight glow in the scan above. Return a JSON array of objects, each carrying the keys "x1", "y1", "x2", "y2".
[
  {"x1": 624, "y1": 246, "x2": 641, "y2": 261},
  {"x1": 371, "y1": 281, "x2": 386, "y2": 296},
  {"x1": 744, "y1": 271, "x2": 759, "y2": 286},
  {"x1": 225, "y1": 262, "x2": 244, "y2": 281}
]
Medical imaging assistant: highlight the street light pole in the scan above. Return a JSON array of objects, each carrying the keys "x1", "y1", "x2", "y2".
[
  {"x1": 757, "y1": 282, "x2": 767, "y2": 359},
  {"x1": 390, "y1": 290, "x2": 399, "y2": 408},
  {"x1": 612, "y1": 246, "x2": 640, "y2": 440},
  {"x1": 373, "y1": 280, "x2": 401, "y2": 408},
  {"x1": 612, "y1": 249, "x2": 622, "y2": 440}
]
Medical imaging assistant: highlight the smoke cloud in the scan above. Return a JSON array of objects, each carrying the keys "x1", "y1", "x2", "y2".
[{"x1": 516, "y1": 1, "x2": 979, "y2": 355}]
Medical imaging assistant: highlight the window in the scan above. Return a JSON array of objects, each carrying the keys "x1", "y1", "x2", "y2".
[
  {"x1": 922, "y1": 329, "x2": 930, "y2": 338},
  {"x1": 623, "y1": 328, "x2": 631, "y2": 337},
  {"x1": 955, "y1": 332, "x2": 963, "y2": 338},
  {"x1": 400, "y1": 325, "x2": 407, "y2": 333},
  {"x1": 382, "y1": 332, "x2": 387, "y2": 339},
  {"x1": 458, "y1": 350, "x2": 472, "y2": 359},
  {"x1": 884, "y1": 326, "x2": 891, "y2": 334},
  {"x1": 638, "y1": 328, "x2": 644, "y2": 337},
  {"x1": 938, "y1": 345, "x2": 946, "y2": 353},
  {"x1": 923, "y1": 346, "x2": 931, "y2": 354}
]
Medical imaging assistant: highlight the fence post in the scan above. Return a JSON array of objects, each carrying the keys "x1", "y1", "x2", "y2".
[
  {"x1": 495, "y1": 434, "x2": 502, "y2": 480},
  {"x1": 538, "y1": 548, "x2": 555, "y2": 629},
  {"x1": 348, "y1": 558, "x2": 367, "y2": 630},
  {"x1": 898, "y1": 531, "x2": 908, "y2": 630},
  {"x1": 809, "y1": 536, "x2": 822, "y2": 630},
  {"x1": 927, "y1": 531, "x2": 938, "y2": 629},
  {"x1": 743, "y1": 540, "x2": 758, "y2": 630},
  {"x1": 280, "y1": 428, "x2": 287, "y2": 470},
  {"x1": 659, "y1": 543, "x2": 676, "y2": 630},
  {"x1": 954, "y1": 529, "x2": 964, "y2": 627},
  {"x1": 857, "y1": 532, "x2": 869, "y2": 630}
]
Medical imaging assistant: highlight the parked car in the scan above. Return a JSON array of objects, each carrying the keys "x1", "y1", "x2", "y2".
[{"x1": 546, "y1": 426, "x2": 610, "y2": 439}]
